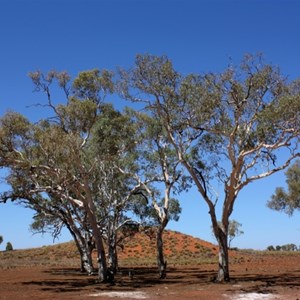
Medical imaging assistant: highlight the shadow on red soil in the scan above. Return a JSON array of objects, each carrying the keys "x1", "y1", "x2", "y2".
[
  {"x1": 1, "y1": 233, "x2": 300, "y2": 299},
  {"x1": 1, "y1": 263, "x2": 299, "y2": 300}
]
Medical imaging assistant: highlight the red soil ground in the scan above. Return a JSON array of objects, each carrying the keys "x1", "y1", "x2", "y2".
[{"x1": 1, "y1": 231, "x2": 300, "y2": 299}]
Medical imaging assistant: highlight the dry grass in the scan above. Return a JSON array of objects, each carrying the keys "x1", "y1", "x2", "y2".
[
  {"x1": 3, "y1": 230, "x2": 296, "y2": 270},
  {"x1": 0, "y1": 242, "x2": 80, "y2": 269},
  {"x1": 0, "y1": 230, "x2": 218, "y2": 269},
  {"x1": 118, "y1": 230, "x2": 218, "y2": 267}
]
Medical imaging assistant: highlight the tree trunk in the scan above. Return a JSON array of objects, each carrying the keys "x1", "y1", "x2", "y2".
[
  {"x1": 96, "y1": 240, "x2": 108, "y2": 282},
  {"x1": 82, "y1": 177, "x2": 110, "y2": 283},
  {"x1": 216, "y1": 230, "x2": 230, "y2": 282},
  {"x1": 85, "y1": 205, "x2": 108, "y2": 282},
  {"x1": 156, "y1": 223, "x2": 167, "y2": 279},
  {"x1": 65, "y1": 221, "x2": 94, "y2": 275},
  {"x1": 107, "y1": 229, "x2": 118, "y2": 274},
  {"x1": 81, "y1": 232, "x2": 95, "y2": 275},
  {"x1": 90, "y1": 220, "x2": 108, "y2": 282},
  {"x1": 78, "y1": 242, "x2": 94, "y2": 275}
]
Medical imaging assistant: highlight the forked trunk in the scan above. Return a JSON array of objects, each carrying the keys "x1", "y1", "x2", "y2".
[{"x1": 156, "y1": 223, "x2": 167, "y2": 279}]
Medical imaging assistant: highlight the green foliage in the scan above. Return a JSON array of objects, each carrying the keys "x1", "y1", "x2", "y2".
[
  {"x1": 267, "y1": 245, "x2": 275, "y2": 251},
  {"x1": 130, "y1": 196, "x2": 181, "y2": 227},
  {"x1": 120, "y1": 53, "x2": 300, "y2": 281},
  {"x1": 56, "y1": 98, "x2": 98, "y2": 133},
  {"x1": 212, "y1": 220, "x2": 244, "y2": 248},
  {"x1": 0, "y1": 69, "x2": 127, "y2": 280},
  {"x1": 1, "y1": 54, "x2": 299, "y2": 281},
  {"x1": 168, "y1": 198, "x2": 182, "y2": 222},
  {"x1": 267, "y1": 160, "x2": 300, "y2": 215},
  {"x1": 30, "y1": 210, "x2": 64, "y2": 240},
  {"x1": 267, "y1": 244, "x2": 298, "y2": 251},
  {"x1": 6, "y1": 242, "x2": 13, "y2": 251},
  {"x1": 72, "y1": 69, "x2": 114, "y2": 103},
  {"x1": 91, "y1": 104, "x2": 136, "y2": 158},
  {"x1": 0, "y1": 235, "x2": 3, "y2": 245},
  {"x1": 228, "y1": 220, "x2": 244, "y2": 248}
]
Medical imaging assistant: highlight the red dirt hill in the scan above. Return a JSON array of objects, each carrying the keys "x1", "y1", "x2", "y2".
[{"x1": 0, "y1": 230, "x2": 218, "y2": 269}]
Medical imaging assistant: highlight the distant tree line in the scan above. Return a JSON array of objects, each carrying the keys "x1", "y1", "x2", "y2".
[
  {"x1": 266, "y1": 244, "x2": 299, "y2": 252},
  {"x1": 0, "y1": 54, "x2": 299, "y2": 283}
]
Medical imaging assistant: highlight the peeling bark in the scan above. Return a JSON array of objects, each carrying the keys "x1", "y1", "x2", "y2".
[
  {"x1": 156, "y1": 224, "x2": 167, "y2": 279},
  {"x1": 78, "y1": 242, "x2": 94, "y2": 275}
]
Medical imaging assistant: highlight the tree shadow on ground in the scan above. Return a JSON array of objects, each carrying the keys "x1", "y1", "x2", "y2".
[
  {"x1": 21, "y1": 267, "x2": 216, "y2": 294},
  {"x1": 227, "y1": 271, "x2": 300, "y2": 295},
  {"x1": 22, "y1": 268, "x2": 102, "y2": 293},
  {"x1": 22, "y1": 267, "x2": 300, "y2": 295}
]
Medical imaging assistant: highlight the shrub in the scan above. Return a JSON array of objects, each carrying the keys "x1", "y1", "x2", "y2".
[{"x1": 6, "y1": 242, "x2": 13, "y2": 251}]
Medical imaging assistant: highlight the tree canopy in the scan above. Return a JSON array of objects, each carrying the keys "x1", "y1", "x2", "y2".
[
  {"x1": 267, "y1": 160, "x2": 300, "y2": 215},
  {"x1": 0, "y1": 69, "x2": 126, "y2": 281},
  {"x1": 0, "y1": 53, "x2": 299, "y2": 283},
  {"x1": 119, "y1": 53, "x2": 300, "y2": 281}
]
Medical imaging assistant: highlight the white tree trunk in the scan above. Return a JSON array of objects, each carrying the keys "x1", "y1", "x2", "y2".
[
  {"x1": 156, "y1": 223, "x2": 167, "y2": 279},
  {"x1": 212, "y1": 222, "x2": 230, "y2": 282},
  {"x1": 65, "y1": 219, "x2": 95, "y2": 275}
]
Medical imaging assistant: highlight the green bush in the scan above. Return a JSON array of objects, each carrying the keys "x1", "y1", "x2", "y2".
[{"x1": 6, "y1": 242, "x2": 13, "y2": 251}]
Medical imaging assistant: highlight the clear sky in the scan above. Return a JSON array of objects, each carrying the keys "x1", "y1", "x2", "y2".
[{"x1": 0, "y1": 0, "x2": 299, "y2": 251}]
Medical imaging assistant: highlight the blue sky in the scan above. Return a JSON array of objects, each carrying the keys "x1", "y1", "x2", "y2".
[{"x1": 0, "y1": 0, "x2": 299, "y2": 250}]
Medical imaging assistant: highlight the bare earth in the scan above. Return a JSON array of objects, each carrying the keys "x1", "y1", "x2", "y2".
[
  {"x1": 1, "y1": 254, "x2": 300, "y2": 300},
  {"x1": 1, "y1": 232, "x2": 300, "y2": 300}
]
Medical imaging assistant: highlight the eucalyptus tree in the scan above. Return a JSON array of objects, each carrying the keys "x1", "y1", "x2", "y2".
[
  {"x1": 31, "y1": 207, "x2": 96, "y2": 274},
  {"x1": 0, "y1": 69, "x2": 115, "y2": 282},
  {"x1": 1, "y1": 153, "x2": 95, "y2": 274},
  {"x1": 0, "y1": 69, "x2": 145, "y2": 280},
  {"x1": 88, "y1": 104, "x2": 143, "y2": 274},
  {"x1": 8, "y1": 189, "x2": 95, "y2": 274},
  {"x1": 267, "y1": 159, "x2": 300, "y2": 215},
  {"x1": 120, "y1": 54, "x2": 300, "y2": 282},
  {"x1": 0, "y1": 109, "x2": 103, "y2": 276},
  {"x1": 92, "y1": 161, "x2": 142, "y2": 274},
  {"x1": 128, "y1": 111, "x2": 183, "y2": 278}
]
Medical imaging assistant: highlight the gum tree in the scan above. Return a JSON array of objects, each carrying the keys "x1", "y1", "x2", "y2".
[
  {"x1": 89, "y1": 105, "x2": 143, "y2": 274},
  {"x1": 31, "y1": 202, "x2": 96, "y2": 274},
  {"x1": 130, "y1": 112, "x2": 183, "y2": 279},
  {"x1": 0, "y1": 69, "x2": 115, "y2": 282},
  {"x1": 0, "y1": 69, "x2": 144, "y2": 280},
  {"x1": 120, "y1": 54, "x2": 300, "y2": 282},
  {"x1": 2, "y1": 188, "x2": 95, "y2": 274},
  {"x1": 114, "y1": 107, "x2": 184, "y2": 278}
]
